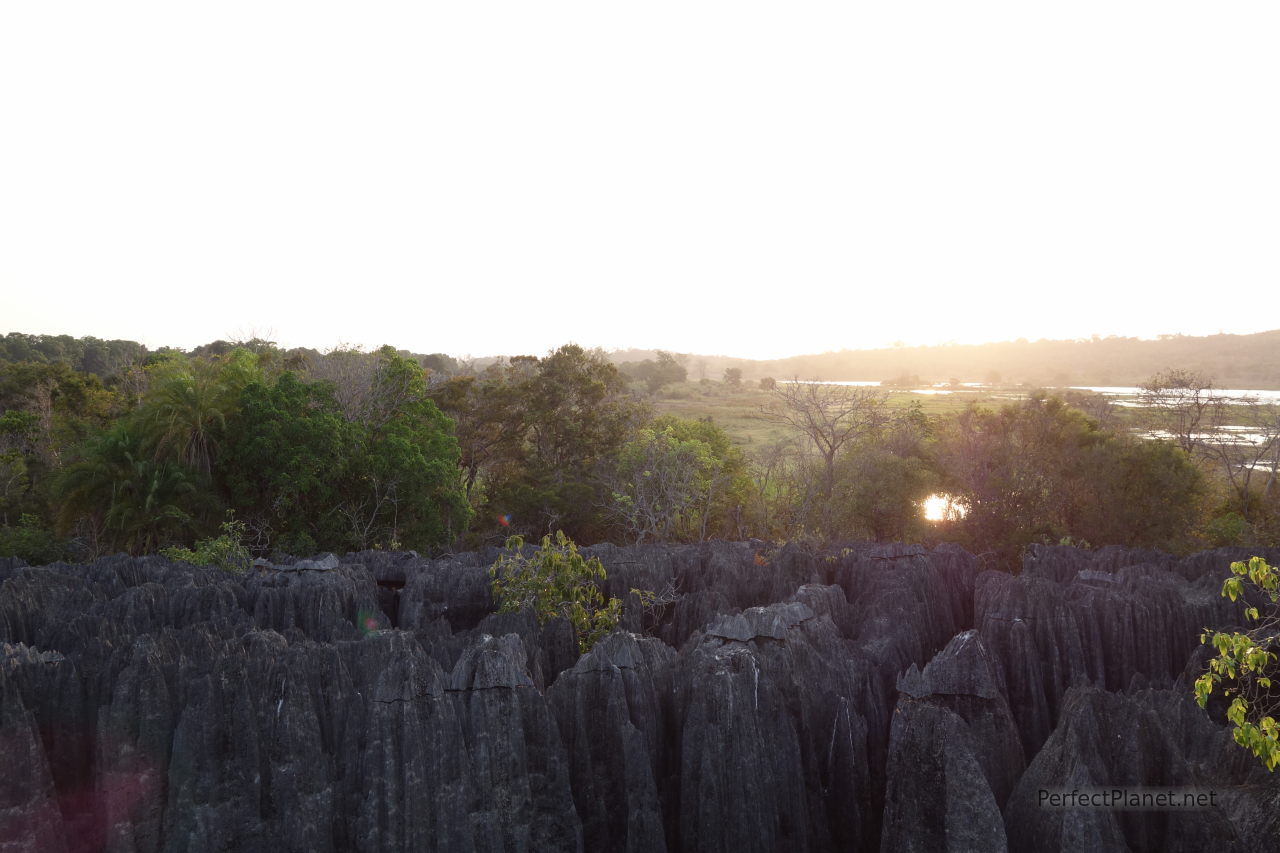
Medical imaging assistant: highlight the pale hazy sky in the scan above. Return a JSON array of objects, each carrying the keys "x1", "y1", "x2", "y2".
[{"x1": 3, "y1": 3, "x2": 1277, "y2": 360}]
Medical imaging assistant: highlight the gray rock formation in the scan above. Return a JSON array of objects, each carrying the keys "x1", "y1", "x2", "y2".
[
  {"x1": 882, "y1": 630, "x2": 1024, "y2": 853},
  {"x1": 975, "y1": 555, "x2": 1239, "y2": 756},
  {"x1": 398, "y1": 551, "x2": 494, "y2": 633},
  {"x1": 547, "y1": 631, "x2": 675, "y2": 853},
  {"x1": 671, "y1": 602, "x2": 880, "y2": 851},
  {"x1": 1, "y1": 542, "x2": 1277, "y2": 852},
  {"x1": 894, "y1": 630, "x2": 1025, "y2": 807},
  {"x1": 881, "y1": 703, "x2": 1007, "y2": 853},
  {"x1": 1004, "y1": 686, "x2": 1278, "y2": 853},
  {"x1": 1, "y1": 643, "x2": 70, "y2": 853}
]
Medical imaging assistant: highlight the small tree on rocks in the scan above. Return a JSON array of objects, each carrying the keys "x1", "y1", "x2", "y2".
[{"x1": 489, "y1": 531, "x2": 623, "y2": 653}]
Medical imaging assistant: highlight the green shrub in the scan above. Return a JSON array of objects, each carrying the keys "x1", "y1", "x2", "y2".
[
  {"x1": 1203, "y1": 512, "x2": 1253, "y2": 548},
  {"x1": 0, "y1": 514, "x2": 69, "y2": 565},
  {"x1": 489, "y1": 530, "x2": 623, "y2": 653},
  {"x1": 162, "y1": 516, "x2": 251, "y2": 574}
]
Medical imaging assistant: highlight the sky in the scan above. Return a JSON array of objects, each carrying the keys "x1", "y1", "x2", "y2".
[{"x1": 3, "y1": 2, "x2": 1277, "y2": 361}]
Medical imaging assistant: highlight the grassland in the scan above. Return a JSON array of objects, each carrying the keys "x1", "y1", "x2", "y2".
[
  {"x1": 646, "y1": 380, "x2": 1277, "y2": 454},
  {"x1": 648, "y1": 381, "x2": 1027, "y2": 450}
]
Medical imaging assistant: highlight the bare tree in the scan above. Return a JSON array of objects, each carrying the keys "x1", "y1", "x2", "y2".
[
  {"x1": 307, "y1": 346, "x2": 379, "y2": 422},
  {"x1": 1203, "y1": 397, "x2": 1280, "y2": 523},
  {"x1": 305, "y1": 345, "x2": 428, "y2": 429},
  {"x1": 757, "y1": 380, "x2": 889, "y2": 535},
  {"x1": 339, "y1": 470, "x2": 403, "y2": 549},
  {"x1": 1139, "y1": 369, "x2": 1220, "y2": 455},
  {"x1": 1141, "y1": 369, "x2": 1280, "y2": 527},
  {"x1": 1063, "y1": 389, "x2": 1119, "y2": 431},
  {"x1": 747, "y1": 437, "x2": 816, "y2": 539}
]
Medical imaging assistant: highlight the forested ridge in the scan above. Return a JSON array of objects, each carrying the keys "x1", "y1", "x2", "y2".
[
  {"x1": 608, "y1": 329, "x2": 1280, "y2": 389},
  {"x1": 1, "y1": 330, "x2": 1277, "y2": 567}
]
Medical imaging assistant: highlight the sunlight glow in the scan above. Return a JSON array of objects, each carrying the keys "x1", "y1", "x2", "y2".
[
  {"x1": 922, "y1": 494, "x2": 966, "y2": 523},
  {"x1": 4, "y1": 5, "x2": 1277, "y2": 357}
]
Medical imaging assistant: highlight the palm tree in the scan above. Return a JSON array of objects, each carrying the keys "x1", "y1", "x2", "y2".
[
  {"x1": 56, "y1": 425, "x2": 211, "y2": 554},
  {"x1": 102, "y1": 457, "x2": 203, "y2": 552},
  {"x1": 135, "y1": 350, "x2": 261, "y2": 476}
]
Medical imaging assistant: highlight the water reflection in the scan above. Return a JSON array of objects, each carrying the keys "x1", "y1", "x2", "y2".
[{"x1": 1069, "y1": 386, "x2": 1280, "y2": 404}]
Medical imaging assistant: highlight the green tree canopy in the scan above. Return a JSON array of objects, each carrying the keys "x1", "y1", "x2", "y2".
[
  {"x1": 337, "y1": 347, "x2": 471, "y2": 550},
  {"x1": 831, "y1": 403, "x2": 939, "y2": 542},
  {"x1": 219, "y1": 350, "x2": 470, "y2": 554},
  {"x1": 935, "y1": 394, "x2": 1208, "y2": 563},
  {"x1": 55, "y1": 424, "x2": 215, "y2": 554},
  {"x1": 134, "y1": 349, "x2": 263, "y2": 476},
  {"x1": 218, "y1": 371, "x2": 351, "y2": 555},
  {"x1": 610, "y1": 415, "x2": 751, "y2": 543},
  {"x1": 436, "y1": 344, "x2": 647, "y2": 543},
  {"x1": 622, "y1": 351, "x2": 688, "y2": 394},
  {"x1": 489, "y1": 531, "x2": 623, "y2": 653}
]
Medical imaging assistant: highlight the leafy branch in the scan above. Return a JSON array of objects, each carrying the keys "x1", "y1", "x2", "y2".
[
  {"x1": 1195, "y1": 556, "x2": 1280, "y2": 770},
  {"x1": 489, "y1": 530, "x2": 625, "y2": 654}
]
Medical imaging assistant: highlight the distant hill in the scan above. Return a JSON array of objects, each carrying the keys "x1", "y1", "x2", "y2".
[{"x1": 604, "y1": 332, "x2": 1280, "y2": 390}]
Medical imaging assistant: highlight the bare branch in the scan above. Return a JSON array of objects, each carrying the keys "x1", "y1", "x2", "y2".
[{"x1": 757, "y1": 380, "x2": 889, "y2": 535}]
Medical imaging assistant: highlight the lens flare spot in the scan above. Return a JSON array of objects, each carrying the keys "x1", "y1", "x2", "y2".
[{"x1": 357, "y1": 609, "x2": 380, "y2": 636}]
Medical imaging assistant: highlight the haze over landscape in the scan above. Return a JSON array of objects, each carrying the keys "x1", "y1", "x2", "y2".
[{"x1": 4, "y1": 3, "x2": 1278, "y2": 359}]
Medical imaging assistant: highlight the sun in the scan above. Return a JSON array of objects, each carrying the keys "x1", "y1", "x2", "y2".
[{"x1": 922, "y1": 494, "x2": 966, "y2": 522}]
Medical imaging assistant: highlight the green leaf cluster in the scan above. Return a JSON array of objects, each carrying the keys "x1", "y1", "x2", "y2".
[
  {"x1": 161, "y1": 515, "x2": 252, "y2": 575},
  {"x1": 1195, "y1": 556, "x2": 1280, "y2": 771},
  {"x1": 0, "y1": 359, "x2": 118, "y2": 535},
  {"x1": 489, "y1": 531, "x2": 623, "y2": 653},
  {"x1": 51, "y1": 351, "x2": 260, "y2": 553},
  {"x1": 0, "y1": 513, "x2": 69, "y2": 564}
]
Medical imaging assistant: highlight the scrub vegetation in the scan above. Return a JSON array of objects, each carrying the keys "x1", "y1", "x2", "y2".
[{"x1": 0, "y1": 331, "x2": 1276, "y2": 570}]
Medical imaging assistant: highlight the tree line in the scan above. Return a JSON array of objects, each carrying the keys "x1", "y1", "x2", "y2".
[{"x1": 1, "y1": 332, "x2": 1274, "y2": 568}]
